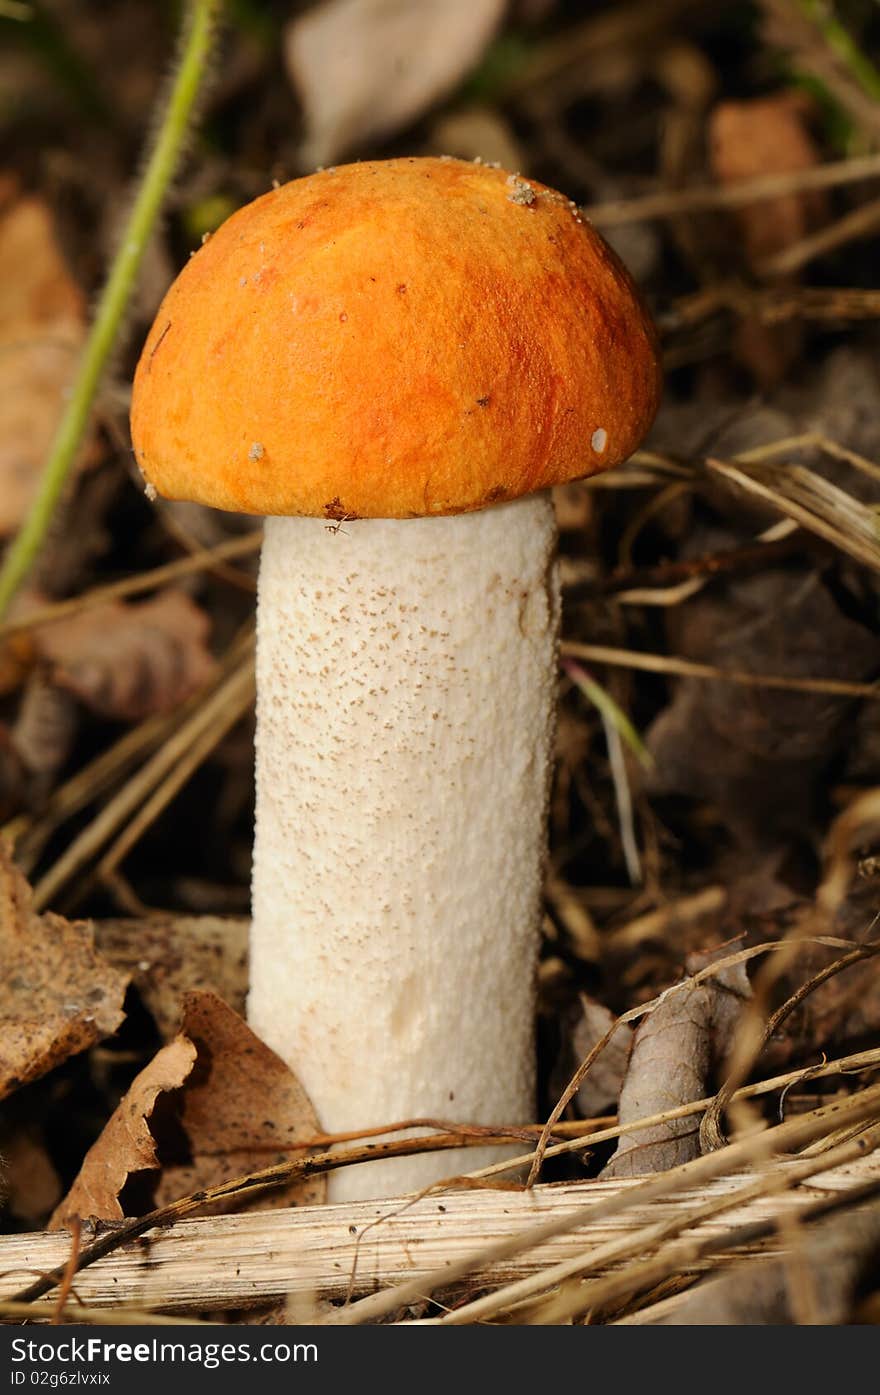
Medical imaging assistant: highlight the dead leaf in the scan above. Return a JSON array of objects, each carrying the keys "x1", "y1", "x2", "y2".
[
  {"x1": 707, "y1": 92, "x2": 827, "y2": 383},
  {"x1": 52, "y1": 991, "x2": 325, "y2": 1228},
  {"x1": 34, "y1": 588, "x2": 215, "y2": 721},
  {"x1": 631, "y1": 1196, "x2": 880, "y2": 1324},
  {"x1": 0, "y1": 1122, "x2": 62, "y2": 1227},
  {"x1": 95, "y1": 914, "x2": 249, "y2": 1039},
  {"x1": 602, "y1": 954, "x2": 750, "y2": 1178},
  {"x1": 153, "y1": 992, "x2": 325, "y2": 1211},
  {"x1": 285, "y1": 0, "x2": 505, "y2": 167},
  {"x1": 645, "y1": 570, "x2": 880, "y2": 841},
  {"x1": 50, "y1": 1035, "x2": 197, "y2": 1228},
  {"x1": 0, "y1": 846, "x2": 128, "y2": 1102},
  {"x1": 552, "y1": 998, "x2": 633, "y2": 1119},
  {"x1": 11, "y1": 674, "x2": 78, "y2": 785},
  {"x1": 708, "y1": 92, "x2": 827, "y2": 270},
  {"x1": 0, "y1": 674, "x2": 78, "y2": 825},
  {"x1": 0, "y1": 194, "x2": 89, "y2": 537}
]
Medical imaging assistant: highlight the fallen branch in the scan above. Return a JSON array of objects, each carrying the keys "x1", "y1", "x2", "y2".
[{"x1": 2, "y1": 1138, "x2": 878, "y2": 1316}]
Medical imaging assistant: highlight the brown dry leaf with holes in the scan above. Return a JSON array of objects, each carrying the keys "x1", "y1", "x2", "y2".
[
  {"x1": 285, "y1": 0, "x2": 505, "y2": 167},
  {"x1": 0, "y1": 847, "x2": 128, "y2": 1102},
  {"x1": 33, "y1": 588, "x2": 215, "y2": 722},
  {"x1": 95, "y1": 914, "x2": 249, "y2": 1039},
  {"x1": 0, "y1": 188, "x2": 91, "y2": 537},
  {"x1": 50, "y1": 1034, "x2": 198, "y2": 1229},
  {"x1": 52, "y1": 991, "x2": 325, "y2": 1228},
  {"x1": 602, "y1": 954, "x2": 750, "y2": 1178}
]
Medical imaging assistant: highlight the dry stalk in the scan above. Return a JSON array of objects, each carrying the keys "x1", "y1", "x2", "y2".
[
  {"x1": 525, "y1": 1141, "x2": 880, "y2": 1325},
  {"x1": 461, "y1": 1045, "x2": 880, "y2": 1184},
  {"x1": 706, "y1": 456, "x2": 880, "y2": 574},
  {"x1": 560, "y1": 640, "x2": 880, "y2": 700},
  {"x1": 152, "y1": 511, "x2": 260, "y2": 594},
  {"x1": 701, "y1": 791, "x2": 880, "y2": 1151},
  {"x1": 584, "y1": 151, "x2": 880, "y2": 226},
  {"x1": 2, "y1": 1113, "x2": 878, "y2": 1316},
  {"x1": 614, "y1": 576, "x2": 708, "y2": 607},
  {"x1": 32, "y1": 635, "x2": 255, "y2": 910},
  {"x1": 420, "y1": 1122, "x2": 880, "y2": 1324},
  {"x1": 667, "y1": 283, "x2": 880, "y2": 330},
  {"x1": 522, "y1": 936, "x2": 866, "y2": 1183},
  {"x1": 819, "y1": 786, "x2": 880, "y2": 915},
  {"x1": 757, "y1": 195, "x2": 880, "y2": 277},
  {"x1": 603, "y1": 885, "x2": 726, "y2": 950},
  {"x1": 701, "y1": 943, "x2": 880, "y2": 1151},
  {"x1": 0, "y1": 1300, "x2": 210, "y2": 1326},
  {"x1": 93, "y1": 666, "x2": 256, "y2": 886},
  {"x1": 0, "y1": 522, "x2": 263, "y2": 643},
  {"x1": 7, "y1": 1129, "x2": 538, "y2": 1307},
  {"x1": 5, "y1": 707, "x2": 175, "y2": 870},
  {"x1": 544, "y1": 877, "x2": 601, "y2": 961},
  {"x1": 333, "y1": 1084, "x2": 880, "y2": 1324}
]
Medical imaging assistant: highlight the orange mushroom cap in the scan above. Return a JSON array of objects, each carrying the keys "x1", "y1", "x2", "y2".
[{"x1": 131, "y1": 157, "x2": 661, "y2": 520}]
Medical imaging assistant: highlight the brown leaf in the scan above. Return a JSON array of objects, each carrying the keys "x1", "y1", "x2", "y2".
[
  {"x1": 0, "y1": 1122, "x2": 62, "y2": 1227},
  {"x1": 34, "y1": 588, "x2": 216, "y2": 721},
  {"x1": 708, "y1": 92, "x2": 827, "y2": 269},
  {"x1": 95, "y1": 914, "x2": 249, "y2": 1039},
  {"x1": 707, "y1": 92, "x2": 827, "y2": 383},
  {"x1": 52, "y1": 992, "x2": 325, "y2": 1228},
  {"x1": 153, "y1": 992, "x2": 326, "y2": 1212},
  {"x1": 645, "y1": 570, "x2": 880, "y2": 841},
  {"x1": 602, "y1": 955, "x2": 750, "y2": 1178},
  {"x1": 10, "y1": 675, "x2": 78, "y2": 783},
  {"x1": 553, "y1": 998, "x2": 633, "y2": 1119},
  {"x1": 0, "y1": 194, "x2": 88, "y2": 537},
  {"x1": 285, "y1": 0, "x2": 505, "y2": 167},
  {"x1": 0, "y1": 847, "x2": 128, "y2": 1102},
  {"x1": 50, "y1": 1035, "x2": 198, "y2": 1229}
]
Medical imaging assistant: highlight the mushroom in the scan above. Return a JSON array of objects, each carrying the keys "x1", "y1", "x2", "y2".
[{"x1": 130, "y1": 157, "x2": 660, "y2": 1199}]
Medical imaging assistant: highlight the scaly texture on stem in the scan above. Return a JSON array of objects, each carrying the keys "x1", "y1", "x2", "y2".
[
  {"x1": 0, "y1": 0, "x2": 221, "y2": 620},
  {"x1": 248, "y1": 496, "x2": 560, "y2": 1200}
]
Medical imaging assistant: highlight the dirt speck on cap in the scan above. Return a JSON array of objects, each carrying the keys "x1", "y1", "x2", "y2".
[{"x1": 506, "y1": 174, "x2": 536, "y2": 206}]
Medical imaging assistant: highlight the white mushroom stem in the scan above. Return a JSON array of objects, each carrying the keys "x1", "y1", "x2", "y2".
[{"x1": 247, "y1": 493, "x2": 560, "y2": 1200}]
